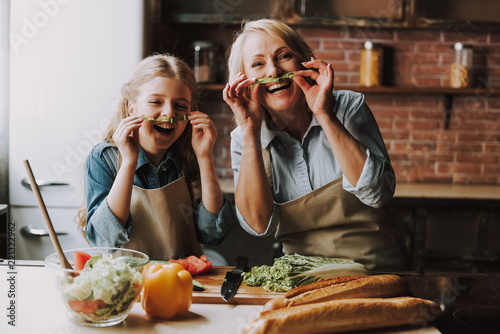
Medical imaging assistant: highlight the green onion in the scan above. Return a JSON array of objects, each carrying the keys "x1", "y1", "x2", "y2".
[{"x1": 243, "y1": 254, "x2": 369, "y2": 292}]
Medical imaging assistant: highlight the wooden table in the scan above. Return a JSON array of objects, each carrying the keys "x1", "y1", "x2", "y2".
[{"x1": 9, "y1": 261, "x2": 498, "y2": 333}]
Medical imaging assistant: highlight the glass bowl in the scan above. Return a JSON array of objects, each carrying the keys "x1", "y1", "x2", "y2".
[{"x1": 45, "y1": 247, "x2": 149, "y2": 327}]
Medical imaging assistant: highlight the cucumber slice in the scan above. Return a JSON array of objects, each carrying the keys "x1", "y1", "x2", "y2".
[{"x1": 193, "y1": 279, "x2": 204, "y2": 291}]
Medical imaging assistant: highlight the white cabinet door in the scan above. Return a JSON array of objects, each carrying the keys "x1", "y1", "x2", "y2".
[{"x1": 9, "y1": 0, "x2": 143, "y2": 259}]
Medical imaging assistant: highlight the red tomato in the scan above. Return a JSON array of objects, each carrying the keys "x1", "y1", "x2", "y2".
[
  {"x1": 200, "y1": 255, "x2": 212, "y2": 272},
  {"x1": 169, "y1": 258, "x2": 189, "y2": 270},
  {"x1": 68, "y1": 299, "x2": 107, "y2": 314},
  {"x1": 169, "y1": 255, "x2": 212, "y2": 275},
  {"x1": 73, "y1": 251, "x2": 92, "y2": 271}
]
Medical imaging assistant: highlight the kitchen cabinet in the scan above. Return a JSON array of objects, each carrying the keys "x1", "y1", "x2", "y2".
[{"x1": 147, "y1": 0, "x2": 500, "y2": 30}]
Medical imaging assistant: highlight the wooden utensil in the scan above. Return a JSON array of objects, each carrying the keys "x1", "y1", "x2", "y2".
[{"x1": 23, "y1": 160, "x2": 73, "y2": 270}]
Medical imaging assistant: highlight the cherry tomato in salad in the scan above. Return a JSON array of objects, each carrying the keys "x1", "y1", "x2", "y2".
[{"x1": 73, "y1": 251, "x2": 92, "y2": 271}]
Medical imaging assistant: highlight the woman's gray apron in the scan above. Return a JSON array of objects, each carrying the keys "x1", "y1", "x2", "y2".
[
  {"x1": 122, "y1": 176, "x2": 202, "y2": 260},
  {"x1": 263, "y1": 147, "x2": 407, "y2": 270}
]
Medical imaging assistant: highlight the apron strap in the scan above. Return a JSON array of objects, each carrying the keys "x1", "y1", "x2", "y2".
[{"x1": 261, "y1": 146, "x2": 273, "y2": 190}]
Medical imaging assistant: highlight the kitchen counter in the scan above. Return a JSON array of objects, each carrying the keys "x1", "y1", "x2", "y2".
[
  {"x1": 220, "y1": 179, "x2": 500, "y2": 201},
  {"x1": 1, "y1": 261, "x2": 499, "y2": 333}
]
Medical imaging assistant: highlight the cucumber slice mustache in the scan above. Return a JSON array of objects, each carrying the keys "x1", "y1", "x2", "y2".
[
  {"x1": 250, "y1": 72, "x2": 294, "y2": 90},
  {"x1": 141, "y1": 115, "x2": 189, "y2": 123}
]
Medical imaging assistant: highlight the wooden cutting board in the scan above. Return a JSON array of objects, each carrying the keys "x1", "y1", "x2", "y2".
[{"x1": 192, "y1": 266, "x2": 284, "y2": 305}]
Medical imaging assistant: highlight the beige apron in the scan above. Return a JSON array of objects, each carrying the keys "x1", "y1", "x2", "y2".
[
  {"x1": 122, "y1": 176, "x2": 203, "y2": 261},
  {"x1": 263, "y1": 148, "x2": 407, "y2": 271}
]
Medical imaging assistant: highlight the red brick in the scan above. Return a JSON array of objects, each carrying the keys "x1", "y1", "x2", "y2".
[
  {"x1": 395, "y1": 75, "x2": 442, "y2": 87},
  {"x1": 347, "y1": 52, "x2": 361, "y2": 62},
  {"x1": 411, "y1": 130, "x2": 456, "y2": 141},
  {"x1": 442, "y1": 31, "x2": 488, "y2": 44},
  {"x1": 437, "y1": 163, "x2": 482, "y2": 174},
  {"x1": 395, "y1": 30, "x2": 441, "y2": 42},
  {"x1": 347, "y1": 28, "x2": 394, "y2": 41},
  {"x1": 315, "y1": 51, "x2": 346, "y2": 62},
  {"x1": 456, "y1": 154, "x2": 499, "y2": 164},
  {"x1": 410, "y1": 109, "x2": 444, "y2": 120},
  {"x1": 392, "y1": 95, "x2": 442, "y2": 108},
  {"x1": 415, "y1": 44, "x2": 450, "y2": 54},
  {"x1": 299, "y1": 27, "x2": 346, "y2": 39},
  {"x1": 457, "y1": 132, "x2": 499, "y2": 142},
  {"x1": 427, "y1": 152, "x2": 454, "y2": 163},
  {"x1": 484, "y1": 164, "x2": 500, "y2": 174},
  {"x1": 487, "y1": 96, "x2": 500, "y2": 109},
  {"x1": 381, "y1": 131, "x2": 410, "y2": 140},
  {"x1": 322, "y1": 40, "x2": 365, "y2": 51},
  {"x1": 306, "y1": 40, "x2": 320, "y2": 51},
  {"x1": 408, "y1": 174, "x2": 453, "y2": 183},
  {"x1": 452, "y1": 175, "x2": 497, "y2": 184},
  {"x1": 436, "y1": 143, "x2": 483, "y2": 153},
  {"x1": 394, "y1": 119, "x2": 440, "y2": 130},
  {"x1": 411, "y1": 64, "x2": 449, "y2": 76},
  {"x1": 392, "y1": 42, "x2": 413, "y2": 52},
  {"x1": 333, "y1": 74, "x2": 348, "y2": 85},
  {"x1": 397, "y1": 52, "x2": 441, "y2": 65},
  {"x1": 484, "y1": 144, "x2": 500, "y2": 153},
  {"x1": 489, "y1": 31, "x2": 500, "y2": 44}
]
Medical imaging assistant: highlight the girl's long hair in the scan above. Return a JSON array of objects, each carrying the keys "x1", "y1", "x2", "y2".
[{"x1": 77, "y1": 54, "x2": 201, "y2": 240}]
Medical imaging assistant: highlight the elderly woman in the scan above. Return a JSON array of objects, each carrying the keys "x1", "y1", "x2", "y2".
[{"x1": 223, "y1": 19, "x2": 408, "y2": 270}]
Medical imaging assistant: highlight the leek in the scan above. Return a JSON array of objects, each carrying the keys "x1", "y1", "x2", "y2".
[{"x1": 243, "y1": 254, "x2": 369, "y2": 292}]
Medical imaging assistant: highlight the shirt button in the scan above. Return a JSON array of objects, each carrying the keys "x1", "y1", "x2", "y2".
[{"x1": 162, "y1": 166, "x2": 167, "y2": 172}]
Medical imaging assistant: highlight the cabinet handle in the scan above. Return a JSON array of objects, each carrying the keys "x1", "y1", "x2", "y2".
[
  {"x1": 21, "y1": 178, "x2": 69, "y2": 190},
  {"x1": 20, "y1": 225, "x2": 68, "y2": 237}
]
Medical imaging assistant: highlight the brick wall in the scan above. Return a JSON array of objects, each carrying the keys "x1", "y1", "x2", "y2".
[{"x1": 206, "y1": 26, "x2": 500, "y2": 185}]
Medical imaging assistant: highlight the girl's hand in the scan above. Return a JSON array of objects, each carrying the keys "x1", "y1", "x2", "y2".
[
  {"x1": 112, "y1": 116, "x2": 142, "y2": 166},
  {"x1": 222, "y1": 73, "x2": 264, "y2": 135},
  {"x1": 293, "y1": 57, "x2": 335, "y2": 119},
  {"x1": 189, "y1": 111, "x2": 217, "y2": 161}
]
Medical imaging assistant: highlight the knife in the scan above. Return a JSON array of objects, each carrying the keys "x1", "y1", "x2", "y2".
[{"x1": 221, "y1": 255, "x2": 249, "y2": 301}]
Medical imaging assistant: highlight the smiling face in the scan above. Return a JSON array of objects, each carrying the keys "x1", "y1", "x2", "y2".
[
  {"x1": 129, "y1": 76, "x2": 191, "y2": 155},
  {"x1": 242, "y1": 31, "x2": 304, "y2": 114}
]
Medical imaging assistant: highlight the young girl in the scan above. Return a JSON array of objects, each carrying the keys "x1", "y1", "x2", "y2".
[{"x1": 80, "y1": 54, "x2": 233, "y2": 260}]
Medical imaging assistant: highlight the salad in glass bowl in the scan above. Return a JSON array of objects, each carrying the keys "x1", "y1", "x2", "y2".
[{"x1": 45, "y1": 247, "x2": 149, "y2": 327}]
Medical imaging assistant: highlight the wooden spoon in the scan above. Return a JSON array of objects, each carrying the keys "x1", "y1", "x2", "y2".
[{"x1": 23, "y1": 160, "x2": 73, "y2": 270}]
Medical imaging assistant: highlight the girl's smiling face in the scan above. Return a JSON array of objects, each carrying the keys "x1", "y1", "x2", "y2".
[
  {"x1": 242, "y1": 31, "x2": 303, "y2": 113},
  {"x1": 130, "y1": 76, "x2": 191, "y2": 154}
]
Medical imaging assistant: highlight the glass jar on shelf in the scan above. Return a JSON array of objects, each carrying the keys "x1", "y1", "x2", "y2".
[
  {"x1": 191, "y1": 41, "x2": 215, "y2": 83},
  {"x1": 450, "y1": 43, "x2": 473, "y2": 88},
  {"x1": 359, "y1": 41, "x2": 383, "y2": 87}
]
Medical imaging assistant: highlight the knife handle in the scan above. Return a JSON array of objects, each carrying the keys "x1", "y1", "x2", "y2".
[{"x1": 235, "y1": 255, "x2": 249, "y2": 272}]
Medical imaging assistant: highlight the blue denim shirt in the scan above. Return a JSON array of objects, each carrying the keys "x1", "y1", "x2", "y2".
[{"x1": 84, "y1": 141, "x2": 234, "y2": 248}]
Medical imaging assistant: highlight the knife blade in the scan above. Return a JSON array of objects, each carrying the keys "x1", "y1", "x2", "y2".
[{"x1": 221, "y1": 255, "x2": 249, "y2": 301}]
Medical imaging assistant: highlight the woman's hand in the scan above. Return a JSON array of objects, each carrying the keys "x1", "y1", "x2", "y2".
[
  {"x1": 189, "y1": 111, "x2": 217, "y2": 161},
  {"x1": 112, "y1": 116, "x2": 142, "y2": 166},
  {"x1": 293, "y1": 57, "x2": 335, "y2": 119},
  {"x1": 222, "y1": 73, "x2": 264, "y2": 135}
]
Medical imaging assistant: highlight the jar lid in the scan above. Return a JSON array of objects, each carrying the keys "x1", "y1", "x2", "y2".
[
  {"x1": 452, "y1": 43, "x2": 473, "y2": 50},
  {"x1": 191, "y1": 41, "x2": 214, "y2": 49},
  {"x1": 362, "y1": 41, "x2": 382, "y2": 50}
]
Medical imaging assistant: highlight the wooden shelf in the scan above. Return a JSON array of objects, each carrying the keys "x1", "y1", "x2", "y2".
[
  {"x1": 200, "y1": 84, "x2": 499, "y2": 130},
  {"x1": 200, "y1": 84, "x2": 498, "y2": 95}
]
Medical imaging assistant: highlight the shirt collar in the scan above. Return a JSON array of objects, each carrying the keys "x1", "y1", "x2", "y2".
[
  {"x1": 261, "y1": 113, "x2": 321, "y2": 148},
  {"x1": 136, "y1": 143, "x2": 182, "y2": 172}
]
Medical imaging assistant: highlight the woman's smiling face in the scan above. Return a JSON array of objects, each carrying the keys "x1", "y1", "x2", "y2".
[
  {"x1": 130, "y1": 76, "x2": 190, "y2": 153},
  {"x1": 242, "y1": 31, "x2": 303, "y2": 113}
]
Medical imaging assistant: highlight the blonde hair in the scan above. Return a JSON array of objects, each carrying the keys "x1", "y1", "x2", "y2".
[
  {"x1": 227, "y1": 19, "x2": 315, "y2": 81},
  {"x1": 77, "y1": 54, "x2": 201, "y2": 238}
]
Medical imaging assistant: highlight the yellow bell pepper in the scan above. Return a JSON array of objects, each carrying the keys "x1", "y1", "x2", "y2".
[{"x1": 142, "y1": 262, "x2": 192, "y2": 319}]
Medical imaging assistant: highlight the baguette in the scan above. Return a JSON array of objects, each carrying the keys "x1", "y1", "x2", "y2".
[
  {"x1": 243, "y1": 297, "x2": 442, "y2": 334},
  {"x1": 264, "y1": 274, "x2": 408, "y2": 311}
]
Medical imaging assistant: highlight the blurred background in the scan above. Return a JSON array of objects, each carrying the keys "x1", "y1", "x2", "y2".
[{"x1": 0, "y1": 0, "x2": 499, "y2": 273}]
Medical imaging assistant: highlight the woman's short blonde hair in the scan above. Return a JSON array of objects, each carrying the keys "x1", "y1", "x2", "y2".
[{"x1": 227, "y1": 19, "x2": 315, "y2": 81}]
